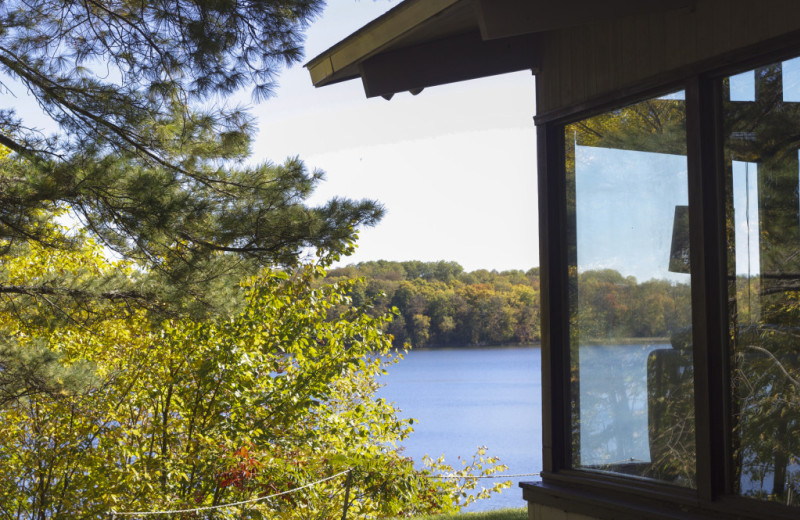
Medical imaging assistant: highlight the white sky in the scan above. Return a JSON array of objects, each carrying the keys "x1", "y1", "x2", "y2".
[{"x1": 252, "y1": 0, "x2": 539, "y2": 272}]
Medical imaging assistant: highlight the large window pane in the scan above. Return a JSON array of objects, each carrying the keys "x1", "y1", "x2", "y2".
[
  {"x1": 725, "y1": 62, "x2": 800, "y2": 506},
  {"x1": 565, "y1": 93, "x2": 696, "y2": 486}
]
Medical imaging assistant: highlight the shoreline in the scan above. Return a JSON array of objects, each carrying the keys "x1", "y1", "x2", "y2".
[
  {"x1": 578, "y1": 337, "x2": 671, "y2": 346},
  {"x1": 396, "y1": 337, "x2": 673, "y2": 351},
  {"x1": 399, "y1": 343, "x2": 541, "y2": 352}
]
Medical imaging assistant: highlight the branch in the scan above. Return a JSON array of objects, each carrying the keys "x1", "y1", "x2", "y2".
[
  {"x1": 0, "y1": 47, "x2": 180, "y2": 173},
  {"x1": 0, "y1": 284, "x2": 153, "y2": 302},
  {"x1": 745, "y1": 344, "x2": 800, "y2": 389}
]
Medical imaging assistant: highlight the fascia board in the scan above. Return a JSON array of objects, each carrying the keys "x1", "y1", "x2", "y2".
[{"x1": 306, "y1": 0, "x2": 465, "y2": 87}]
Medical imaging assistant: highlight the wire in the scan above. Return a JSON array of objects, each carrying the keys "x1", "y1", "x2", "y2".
[
  {"x1": 109, "y1": 468, "x2": 541, "y2": 517},
  {"x1": 424, "y1": 472, "x2": 542, "y2": 479},
  {"x1": 110, "y1": 469, "x2": 350, "y2": 517}
]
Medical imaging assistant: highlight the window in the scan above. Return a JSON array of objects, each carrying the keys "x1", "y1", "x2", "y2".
[
  {"x1": 530, "y1": 54, "x2": 800, "y2": 519},
  {"x1": 724, "y1": 60, "x2": 800, "y2": 506},
  {"x1": 565, "y1": 93, "x2": 696, "y2": 486}
]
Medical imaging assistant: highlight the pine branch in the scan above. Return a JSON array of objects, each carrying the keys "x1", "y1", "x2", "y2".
[{"x1": 0, "y1": 284, "x2": 153, "y2": 302}]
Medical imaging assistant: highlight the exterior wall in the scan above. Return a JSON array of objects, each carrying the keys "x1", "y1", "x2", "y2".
[
  {"x1": 528, "y1": 503, "x2": 600, "y2": 520},
  {"x1": 536, "y1": 0, "x2": 800, "y2": 116}
]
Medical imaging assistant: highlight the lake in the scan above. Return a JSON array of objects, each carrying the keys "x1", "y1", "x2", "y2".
[{"x1": 377, "y1": 346, "x2": 542, "y2": 512}]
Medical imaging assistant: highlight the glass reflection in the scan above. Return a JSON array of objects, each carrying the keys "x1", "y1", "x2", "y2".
[
  {"x1": 565, "y1": 93, "x2": 696, "y2": 486},
  {"x1": 725, "y1": 61, "x2": 800, "y2": 506},
  {"x1": 783, "y1": 57, "x2": 800, "y2": 103}
]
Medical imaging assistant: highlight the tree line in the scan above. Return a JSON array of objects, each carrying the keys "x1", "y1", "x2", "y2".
[{"x1": 326, "y1": 261, "x2": 693, "y2": 348}]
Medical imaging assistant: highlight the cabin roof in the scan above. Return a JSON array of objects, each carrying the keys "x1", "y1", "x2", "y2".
[{"x1": 305, "y1": 0, "x2": 694, "y2": 99}]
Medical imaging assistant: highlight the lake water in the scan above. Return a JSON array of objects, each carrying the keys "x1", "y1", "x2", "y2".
[{"x1": 377, "y1": 346, "x2": 542, "y2": 512}]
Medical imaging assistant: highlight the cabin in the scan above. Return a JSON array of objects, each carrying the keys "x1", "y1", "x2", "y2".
[{"x1": 306, "y1": 1, "x2": 800, "y2": 519}]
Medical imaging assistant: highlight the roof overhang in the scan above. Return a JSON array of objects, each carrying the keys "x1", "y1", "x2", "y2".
[{"x1": 306, "y1": 0, "x2": 695, "y2": 99}]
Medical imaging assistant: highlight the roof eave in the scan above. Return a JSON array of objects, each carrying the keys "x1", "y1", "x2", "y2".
[
  {"x1": 306, "y1": 0, "x2": 465, "y2": 88},
  {"x1": 306, "y1": 0, "x2": 697, "y2": 97}
]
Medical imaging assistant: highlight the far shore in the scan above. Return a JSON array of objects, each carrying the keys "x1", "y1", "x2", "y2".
[
  {"x1": 399, "y1": 343, "x2": 541, "y2": 352},
  {"x1": 392, "y1": 338, "x2": 674, "y2": 352},
  {"x1": 578, "y1": 337, "x2": 671, "y2": 346}
]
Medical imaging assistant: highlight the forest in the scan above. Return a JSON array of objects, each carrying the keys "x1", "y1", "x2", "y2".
[{"x1": 325, "y1": 261, "x2": 693, "y2": 348}]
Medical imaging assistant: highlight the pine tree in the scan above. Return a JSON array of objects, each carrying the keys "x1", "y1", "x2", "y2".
[
  {"x1": 0, "y1": 0, "x2": 383, "y2": 398},
  {"x1": 0, "y1": 0, "x2": 383, "y2": 311}
]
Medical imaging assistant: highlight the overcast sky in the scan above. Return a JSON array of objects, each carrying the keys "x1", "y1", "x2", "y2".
[{"x1": 252, "y1": 1, "x2": 540, "y2": 273}]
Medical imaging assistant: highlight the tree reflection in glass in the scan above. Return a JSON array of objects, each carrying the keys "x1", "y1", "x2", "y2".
[
  {"x1": 565, "y1": 92, "x2": 696, "y2": 486},
  {"x1": 725, "y1": 61, "x2": 800, "y2": 506}
]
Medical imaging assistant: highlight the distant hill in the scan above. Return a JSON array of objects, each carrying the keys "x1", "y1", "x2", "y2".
[
  {"x1": 326, "y1": 260, "x2": 540, "y2": 348},
  {"x1": 326, "y1": 260, "x2": 693, "y2": 349}
]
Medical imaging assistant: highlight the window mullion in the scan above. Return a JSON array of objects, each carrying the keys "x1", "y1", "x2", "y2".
[
  {"x1": 686, "y1": 76, "x2": 731, "y2": 501},
  {"x1": 538, "y1": 121, "x2": 571, "y2": 475}
]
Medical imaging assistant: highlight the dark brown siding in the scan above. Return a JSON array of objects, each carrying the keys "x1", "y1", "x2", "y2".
[{"x1": 536, "y1": 0, "x2": 800, "y2": 116}]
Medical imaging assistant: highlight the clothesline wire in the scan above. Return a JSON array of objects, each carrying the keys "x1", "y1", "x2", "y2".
[
  {"x1": 110, "y1": 469, "x2": 350, "y2": 517},
  {"x1": 109, "y1": 469, "x2": 543, "y2": 517},
  {"x1": 424, "y1": 472, "x2": 541, "y2": 479}
]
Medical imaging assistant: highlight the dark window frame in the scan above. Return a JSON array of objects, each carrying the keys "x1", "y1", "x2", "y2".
[{"x1": 524, "y1": 42, "x2": 800, "y2": 520}]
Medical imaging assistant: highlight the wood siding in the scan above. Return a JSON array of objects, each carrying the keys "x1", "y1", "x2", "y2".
[{"x1": 536, "y1": 0, "x2": 800, "y2": 117}]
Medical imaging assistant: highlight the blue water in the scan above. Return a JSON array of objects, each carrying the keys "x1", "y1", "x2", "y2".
[{"x1": 377, "y1": 346, "x2": 542, "y2": 512}]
